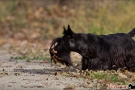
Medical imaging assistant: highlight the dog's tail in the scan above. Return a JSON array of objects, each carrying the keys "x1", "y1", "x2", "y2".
[{"x1": 128, "y1": 28, "x2": 135, "y2": 37}]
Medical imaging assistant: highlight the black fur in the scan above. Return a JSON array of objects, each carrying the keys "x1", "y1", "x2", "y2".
[
  {"x1": 49, "y1": 37, "x2": 72, "y2": 66},
  {"x1": 128, "y1": 28, "x2": 135, "y2": 37},
  {"x1": 61, "y1": 25, "x2": 135, "y2": 71}
]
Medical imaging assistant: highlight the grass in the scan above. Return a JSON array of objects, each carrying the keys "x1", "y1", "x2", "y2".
[
  {"x1": 0, "y1": 1, "x2": 135, "y2": 40},
  {"x1": 91, "y1": 71, "x2": 107, "y2": 80},
  {"x1": 91, "y1": 71, "x2": 125, "y2": 84},
  {"x1": 62, "y1": 69, "x2": 134, "y2": 89},
  {"x1": 10, "y1": 56, "x2": 50, "y2": 61}
]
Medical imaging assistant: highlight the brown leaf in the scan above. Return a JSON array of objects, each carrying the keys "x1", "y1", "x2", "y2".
[
  {"x1": 54, "y1": 72, "x2": 60, "y2": 76},
  {"x1": 63, "y1": 87, "x2": 75, "y2": 90},
  {"x1": 14, "y1": 72, "x2": 20, "y2": 76},
  {"x1": 87, "y1": 81, "x2": 91, "y2": 84}
]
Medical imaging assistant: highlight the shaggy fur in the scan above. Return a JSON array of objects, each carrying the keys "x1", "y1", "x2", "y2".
[
  {"x1": 49, "y1": 37, "x2": 72, "y2": 66},
  {"x1": 60, "y1": 25, "x2": 135, "y2": 72}
]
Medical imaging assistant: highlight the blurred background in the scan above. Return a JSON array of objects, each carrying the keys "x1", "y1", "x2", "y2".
[{"x1": 0, "y1": 0, "x2": 135, "y2": 59}]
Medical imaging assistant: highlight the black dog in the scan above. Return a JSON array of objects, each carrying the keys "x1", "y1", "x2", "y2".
[
  {"x1": 60, "y1": 25, "x2": 135, "y2": 71},
  {"x1": 49, "y1": 37, "x2": 72, "y2": 66}
]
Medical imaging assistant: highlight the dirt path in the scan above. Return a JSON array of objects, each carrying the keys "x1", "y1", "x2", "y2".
[{"x1": 0, "y1": 50, "x2": 97, "y2": 90}]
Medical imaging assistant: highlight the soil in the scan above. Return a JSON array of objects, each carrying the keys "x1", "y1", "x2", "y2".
[{"x1": 0, "y1": 50, "x2": 99, "y2": 90}]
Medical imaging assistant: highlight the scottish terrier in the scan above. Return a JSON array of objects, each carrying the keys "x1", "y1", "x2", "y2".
[{"x1": 50, "y1": 25, "x2": 135, "y2": 72}]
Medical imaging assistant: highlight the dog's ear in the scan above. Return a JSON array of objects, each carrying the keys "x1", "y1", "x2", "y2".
[
  {"x1": 63, "y1": 26, "x2": 67, "y2": 35},
  {"x1": 67, "y1": 25, "x2": 74, "y2": 37}
]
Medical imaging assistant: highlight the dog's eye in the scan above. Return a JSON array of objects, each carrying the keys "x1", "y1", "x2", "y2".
[{"x1": 70, "y1": 39, "x2": 74, "y2": 43}]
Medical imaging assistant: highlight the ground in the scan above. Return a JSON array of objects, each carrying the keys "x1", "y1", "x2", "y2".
[
  {"x1": 0, "y1": 50, "x2": 101, "y2": 90},
  {"x1": 0, "y1": 41, "x2": 133, "y2": 90}
]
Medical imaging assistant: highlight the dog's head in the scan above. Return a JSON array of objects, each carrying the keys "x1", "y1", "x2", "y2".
[
  {"x1": 49, "y1": 37, "x2": 72, "y2": 66},
  {"x1": 62, "y1": 25, "x2": 78, "y2": 51},
  {"x1": 62, "y1": 25, "x2": 99, "y2": 58},
  {"x1": 62, "y1": 25, "x2": 88, "y2": 53}
]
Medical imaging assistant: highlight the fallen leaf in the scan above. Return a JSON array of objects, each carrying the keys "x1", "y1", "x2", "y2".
[
  {"x1": 54, "y1": 72, "x2": 60, "y2": 76},
  {"x1": 63, "y1": 87, "x2": 75, "y2": 90},
  {"x1": 14, "y1": 72, "x2": 20, "y2": 76},
  {"x1": 87, "y1": 81, "x2": 91, "y2": 84}
]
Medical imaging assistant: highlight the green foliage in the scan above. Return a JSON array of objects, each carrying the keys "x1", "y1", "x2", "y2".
[
  {"x1": 91, "y1": 71, "x2": 107, "y2": 79},
  {"x1": 84, "y1": 71, "x2": 127, "y2": 84},
  {"x1": 110, "y1": 74, "x2": 119, "y2": 83}
]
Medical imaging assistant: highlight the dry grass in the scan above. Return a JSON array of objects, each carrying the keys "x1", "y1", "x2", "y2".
[{"x1": 0, "y1": 0, "x2": 135, "y2": 40}]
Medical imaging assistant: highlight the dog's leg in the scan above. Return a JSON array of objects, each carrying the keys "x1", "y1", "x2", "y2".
[{"x1": 81, "y1": 57, "x2": 88, "y2": 70}]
